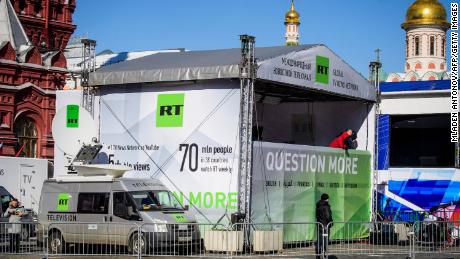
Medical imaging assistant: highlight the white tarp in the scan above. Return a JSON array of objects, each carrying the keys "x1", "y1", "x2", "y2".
[{"x1": 92, "y1": 81, "x2": 239, "y2": 223}]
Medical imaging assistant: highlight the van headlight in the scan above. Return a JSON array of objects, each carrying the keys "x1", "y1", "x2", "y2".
[{"x1": 145, "y1": 220, "x2": 168, "y2": 233}]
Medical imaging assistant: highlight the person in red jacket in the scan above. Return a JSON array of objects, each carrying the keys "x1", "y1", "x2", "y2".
[{"x1": 329, "y1": 129, "x2": 353, "y2": 149}]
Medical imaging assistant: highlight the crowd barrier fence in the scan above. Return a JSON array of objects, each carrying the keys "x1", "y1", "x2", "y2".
[{"x1": 0, "y1": 220, "x2": 458, "y2": 258}]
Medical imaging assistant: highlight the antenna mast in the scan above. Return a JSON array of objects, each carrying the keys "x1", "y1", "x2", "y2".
[{"x1": 81, "y1": 38, "x2": 97, "y2": 116}]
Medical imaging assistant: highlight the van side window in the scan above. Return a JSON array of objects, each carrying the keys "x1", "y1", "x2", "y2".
[
  {"x1": 77, "y1": 193, "x2": 109, "y2": 214},
  {"x1": 1, "y1": 195, "x2": 12, "y2": 214},
  {"x1": 113, "y1": 192, "x2": 137, "y2": 220}
]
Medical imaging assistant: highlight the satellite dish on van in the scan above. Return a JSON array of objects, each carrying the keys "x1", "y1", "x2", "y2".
[
  {"x1": 52, "y1": 104, "x2": 97, "y2": 157},
  {"x1": 74, "y1": 164, "x2": 132, "y2": 178}
]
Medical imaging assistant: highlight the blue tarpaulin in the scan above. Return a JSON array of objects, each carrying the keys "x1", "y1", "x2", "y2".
[
  {"x1": 377, "y1": 114, "x2": 390, "y2": 170},
  {"x1": 380, "y1": 80, "x2": 450, "y2": 92}
]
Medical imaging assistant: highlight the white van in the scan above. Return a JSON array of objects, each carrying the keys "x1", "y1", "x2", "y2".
[{"x1": 37, "y1": 171, "x2": 200, "y2": 254}]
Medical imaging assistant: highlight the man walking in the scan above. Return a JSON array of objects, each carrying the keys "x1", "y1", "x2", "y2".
[
  {"x1": 4, "y1": 198, "x2": 28, "y2": 253},
  {"x1": 316, "y1": 193, "x2": 333, "y2": 259}
]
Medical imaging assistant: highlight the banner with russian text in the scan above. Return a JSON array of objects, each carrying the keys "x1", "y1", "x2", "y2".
[{"x1": 251, "y1": 141, "x2": 372, "y2": 241}]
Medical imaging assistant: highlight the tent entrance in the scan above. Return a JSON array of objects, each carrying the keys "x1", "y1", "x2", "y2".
[{"x1": 254, "y1": 80, "x2": 375, "y2": 150}]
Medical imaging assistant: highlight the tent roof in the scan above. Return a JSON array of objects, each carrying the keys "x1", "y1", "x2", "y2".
[
  {"x1": 90, "y1": 44, "x2": 317, "y2": 86},
  {"x1": 0, "y1": 0, "x2": 30, "y2": 50},
  {"x1": 90, "y1": 44, "x2": 376, "y2": 101},
  {"x1": 95, "y1": 44, "x2": 315, "y2": 73}
]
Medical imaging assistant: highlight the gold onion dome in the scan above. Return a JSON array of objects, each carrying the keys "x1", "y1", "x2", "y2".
[
  {"x1": 285, "y1": 0, "x2": 300, "y2": 24},
  {"x1": 402, "y1": 0, "x2": 450, "y2": 30}
]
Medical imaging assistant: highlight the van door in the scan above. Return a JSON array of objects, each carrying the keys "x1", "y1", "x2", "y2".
[
  {"x1": 76, "y1": 193, "x2": 110, "y2": 244},
  {"x1": 109, "y1": 192, "x2": 139, "y2": 246},
  {"x1": 19, "y1": 164, "x2": 35, "y2": 209}
]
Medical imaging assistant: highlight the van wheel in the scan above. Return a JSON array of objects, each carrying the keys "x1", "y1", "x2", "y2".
[
  {"x1": 129, "y1": 232, "x2": 147, "y2": 254},
  {"x1": 48, "y1": 231, "x2": 65, "y2": 254}
]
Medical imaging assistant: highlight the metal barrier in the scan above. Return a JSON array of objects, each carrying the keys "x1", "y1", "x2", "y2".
[
  {"x1": 140, "y1": 223, "x2": 227, "y2": 257},
  {"x1": 0, "y1": 220, "x2": 459, "y2": 258},
  {"x1": 325, "y1": 221, "x2": 412, "y2": 256},
  {"x1": 412, "y1": 220, "x2": 460, "y2": 256},
  {"x1": 0, "y1": 222, "x2": 44, "y2": 255},
  {"x1": 230, "y1": 222, "x2": 324, "y2": 257}
]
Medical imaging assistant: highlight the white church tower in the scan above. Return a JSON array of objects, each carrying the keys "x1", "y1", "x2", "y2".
[
  {"x1": 285, "y1": 0, "x2": 300, "y2": 46},
  {"x1": 387, "y1": 0, "x2": 450, "y2": 82}
]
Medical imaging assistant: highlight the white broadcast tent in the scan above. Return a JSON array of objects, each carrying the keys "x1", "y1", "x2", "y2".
[{"x1": 55, "y1": 44, "x2": 376, "y2": 224}]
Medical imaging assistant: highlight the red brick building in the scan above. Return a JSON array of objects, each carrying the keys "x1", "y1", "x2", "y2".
[{"x1": 0, "y1": 0, "x2": 76, "y2": 159}]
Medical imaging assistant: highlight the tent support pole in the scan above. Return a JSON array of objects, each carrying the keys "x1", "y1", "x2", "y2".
[
  {"x1": 369, "y1": 49, "x2": 382, "y2": 222},
  {"x1": 237, "y1": 35, "x2": 256, "y2": 236}
]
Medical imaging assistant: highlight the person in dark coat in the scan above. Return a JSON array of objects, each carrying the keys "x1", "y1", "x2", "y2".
[
  {"x1": 316, "y1": 193, "x2": 333, "y2": 259},
  {"x1": 4, "y1": 198, "x2": 28, "y2": 253},
  {"x1": 329, "y1": 129, "x2": 353, "y2": 149},
  {"x1": 344, "y1": 131, "x2": 358, "y2": 150}
]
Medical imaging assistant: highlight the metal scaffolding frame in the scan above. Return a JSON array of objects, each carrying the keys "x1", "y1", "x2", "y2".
[
  {"x1": 80, "y1": 38, "x2": 97, "y2": 116},
  {"x1": 237, "y1": 35, "x2": 257, "y2": 226},
  {"x1": 369, "y1": 49, "x2": 382, "y2": 222}
]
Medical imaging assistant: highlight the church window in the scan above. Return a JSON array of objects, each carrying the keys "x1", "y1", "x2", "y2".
[
  {"x1": 34, "y1": 2, "x2": 42, "y2": 16},
  {"x1": 415, "y1": 36, "x2": 420, "y2": 56},
  {"x1": 429, "y1": 36, "x2": 435, "y2": 56},
  {"x1": 441, "y1": 38, "x2": 445, "y2": 57},
  {"x1": 428, "y1": 76, "x2": 436, "y2": 80},
  {"x1": 19, "y1": 0, "x2": 26, "y2": 12},
  {"x1": 415, "y1": 63, "x2": 422, "y2": 70},
  {"x1": 0, "y1": 112, "x2": 11, "y2": 129},
  {"x1": 14, "y1": 117, "x2": 38, "y2": 158},
  {"x1": 428, "y1": 63, "x2": 435, "y2": 70},
  {"x1": 406, "y1": 63, "x2": 410, "y2": 70},
  {"x1": 406, "y1": 37, "x2": 409, "y2": 57},
  {"x1": 440, "y1": 63, "x2": 445, "y2": 70}
]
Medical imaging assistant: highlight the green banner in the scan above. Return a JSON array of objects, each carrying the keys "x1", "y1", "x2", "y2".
[
  {"x1": 251, "y1": 141, "x2": 371, "y2": 241},
  {"x1": 66, "y1": 105, "x2": 79, "y2": 128},
  {"x1": 156, "y1": 93, "x2": 185, "y2": 128},
  {"x1": 56, "y1": 193, "x2": 70, "y2": 211}
]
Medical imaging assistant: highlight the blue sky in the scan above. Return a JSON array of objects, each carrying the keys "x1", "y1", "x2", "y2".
[{"x1": 73, "y1": 0, "x2": 452, "y2": 77}]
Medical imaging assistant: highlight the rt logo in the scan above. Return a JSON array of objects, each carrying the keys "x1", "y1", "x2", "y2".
[
  {"x1": 156, "y1": 93, "x2": 185, "y2": 127},
  {"x1": 160, "y1": 105, "x2": 183, "y2": 116},
  {"x1": 58, "y1": 199, "x2": 68, "y2": 206},
  {"x1": 315, "y1": 56, "x2": 330, "y2": 84},
  {"x1": 56, "y1": 193, "x2": 70, "y2": 211}
]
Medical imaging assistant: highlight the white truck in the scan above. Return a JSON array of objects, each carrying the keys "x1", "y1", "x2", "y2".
[{"x1": 0, "y1": 156, "x2": 51, "y2": 213}]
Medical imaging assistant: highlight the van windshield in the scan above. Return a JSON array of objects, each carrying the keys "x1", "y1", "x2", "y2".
[{"x1": 129, "y1": 191, "x2": 184, "y2": 211}]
